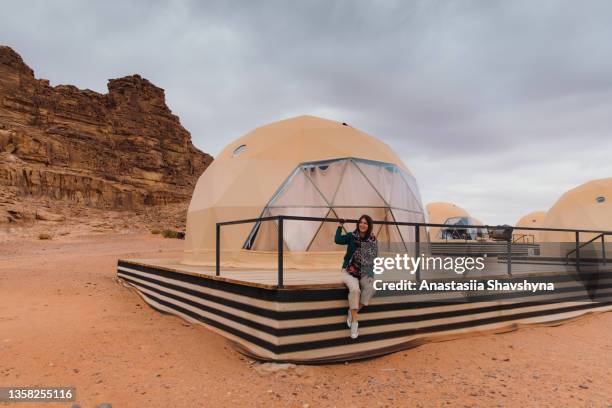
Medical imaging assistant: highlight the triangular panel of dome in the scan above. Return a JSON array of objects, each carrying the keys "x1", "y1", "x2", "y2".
[
  {"x1": 389, "y1": 170, "x2": 423, "y2": 212},
  {"x1": 307, "y1": 209, "x2": 350, "y2": 251},
  {"x1": 332, "y1": 160, "x2": 387, "y2": 208},
  {"x1": 353, "y1": 159, "x2": 397, "y2": 206},
  {"x1": 269, "y1": 168, "x2": 329, "y2": 208},
  {"x1": 269, "y1": 206, "x2": 329, "y2": 251},
  {"x1": 246, "y1": 210, "x2": 289, "y2": 252},
  {"x1": 301, "y1": 159, "x2": 348, "y2": 205}
]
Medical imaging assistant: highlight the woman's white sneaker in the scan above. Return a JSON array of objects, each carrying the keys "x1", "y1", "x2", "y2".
[{"x1": 350, "y1": 321, "x2": 359, "y2": 339}]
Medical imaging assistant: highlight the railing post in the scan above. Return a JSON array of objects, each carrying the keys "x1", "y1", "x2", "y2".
[
  {"x1": 278, "y1": 217, "x2": 284, "y2": 288},
  {"x1": 602, "y1": 235, "x2": 607, "y2": 266},
  {"x1": 415, "y1": 225, "x2": 421, "y2": 281},
  {"x1": 575, "y1": 231, "x2": 580, "y2": 273},
  {"x1": 216, "y1": 223, "x2": 220, "y2": 277},
  {"x1": 507, "y1": 235, "x2": 512, "y2": 276}
]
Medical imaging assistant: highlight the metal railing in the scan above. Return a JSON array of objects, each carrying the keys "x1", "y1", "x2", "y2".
[
  {"x1": 216, "y1": 216, "x2": 612, "y2": 288},
  {"x1": 512, "y1": 234, "x2": 535, "y2": 244},
  {"x1": 566, "y1": 232, "x2": 610, "y2": 267}
]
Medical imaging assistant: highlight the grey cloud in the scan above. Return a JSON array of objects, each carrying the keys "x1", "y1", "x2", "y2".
[{"x1": 1, "y1": 0, "x2": 611, "y2": 224}]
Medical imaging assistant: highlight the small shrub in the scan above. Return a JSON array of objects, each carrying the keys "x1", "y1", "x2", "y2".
[
  {"x1": 151, "y1": 229, "x2": 161, "y2": 235},
  {"x1": 162, "y1": 229, "x2": 179, "y2": 239},
  {"x1": 38, "y1": 233, "x2": 52, "y2": 240}
]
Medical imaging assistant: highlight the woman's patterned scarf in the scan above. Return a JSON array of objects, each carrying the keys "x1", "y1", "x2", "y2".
[{"x1": 347, "y1": 232, "x2": 378, "y2": 279}]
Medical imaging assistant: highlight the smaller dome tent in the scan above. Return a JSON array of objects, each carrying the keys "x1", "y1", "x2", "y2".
[
  {"x1": 540, "y1": 178, "x2": 612, "y2": 244},
  {"x1": 426, "y1": 202, "x2": 477, "y2": 241},
  {"x1": 183, "y1": 115, "x2": 428, "y2": 267},
  {"x1": 515, "y1": 211, "x2": 547, "y2": 243}
]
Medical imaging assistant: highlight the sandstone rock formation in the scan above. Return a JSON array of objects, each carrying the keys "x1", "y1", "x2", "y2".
[{"x1": 0, "y1": 45, "x2": 212, "y2": 226}]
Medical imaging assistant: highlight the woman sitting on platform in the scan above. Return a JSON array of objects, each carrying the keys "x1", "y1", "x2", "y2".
[{"x1": 335, "y1": 215, "x2": 378, "y2": 339}]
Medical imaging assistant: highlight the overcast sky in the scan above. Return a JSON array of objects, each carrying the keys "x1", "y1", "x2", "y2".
[{"x1": 2, "y1": 0, "x2": 612, "y2": 224}]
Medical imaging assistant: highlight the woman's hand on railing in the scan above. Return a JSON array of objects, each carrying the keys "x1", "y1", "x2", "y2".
[{"x1": 338, "y1": 218, "x2": 345, "y2": 226}]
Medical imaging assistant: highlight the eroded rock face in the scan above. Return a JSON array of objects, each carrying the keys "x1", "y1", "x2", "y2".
[{"x1": 0, "y1": 45, "x2": 212, "y2": 217}]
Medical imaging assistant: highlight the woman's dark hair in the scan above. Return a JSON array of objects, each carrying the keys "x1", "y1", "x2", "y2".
[{"x1": 355, "y1": 214, "x2": 374, "y2": 237}]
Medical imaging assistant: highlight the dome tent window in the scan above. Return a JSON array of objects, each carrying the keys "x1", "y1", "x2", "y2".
[
  {"x1": 439, "y1": 216, "x2": 484, "y2": 241},
  {"x1": 243, "y1": 157, "x2": 427, "y2": 253},
  {"x1": 232, "y1": 144, "x2": 247, "y2": 157},
  {"x1": 596, "y1": 196, "x2": 605, "y2": 203}
]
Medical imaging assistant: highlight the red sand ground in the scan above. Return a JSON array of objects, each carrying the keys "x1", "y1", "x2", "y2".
[{"x1": 0, "y1": 232, "x2": 611, "y2": 408}]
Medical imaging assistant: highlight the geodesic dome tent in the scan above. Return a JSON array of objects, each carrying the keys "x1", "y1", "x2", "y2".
[
  {"x1": 426, "y1": 202, "x2": 470, "y2": 242},
  {"x1": 182, "y1": 115, "x2": 428, "y2": 267},
  {"x1": 515, "y1": 211, "x2": 547, "y2": 242}
]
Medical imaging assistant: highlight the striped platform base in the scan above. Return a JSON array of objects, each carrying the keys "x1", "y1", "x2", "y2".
[{"x1": 117, "y1": 259, "x2": 612, "y2": 363}]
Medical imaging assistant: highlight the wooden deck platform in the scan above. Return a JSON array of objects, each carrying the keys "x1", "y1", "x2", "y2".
[{"x1": 119, "y1": 258, "x2": 345, "y2": 289}]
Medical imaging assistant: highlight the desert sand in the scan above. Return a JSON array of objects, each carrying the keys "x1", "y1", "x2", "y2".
[{"x1": 1, "y1": 232, "x2": 611, "y2": 408}]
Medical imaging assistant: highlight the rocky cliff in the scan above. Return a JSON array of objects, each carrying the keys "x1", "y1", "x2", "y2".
[{"x1": 0, "y1": 45, "x2": 212, "y2": 225}]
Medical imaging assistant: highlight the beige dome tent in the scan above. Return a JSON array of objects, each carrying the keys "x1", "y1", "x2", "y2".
[
  {"x1": 515, "y1": 210, "x2": 547, "y2": 243},
  {"x1": 540, "y1": 178, "x2": 612, "y2": 244},
  {"x1": 426, "y1": 202, "x2": 472, "y2": 242},
  {"x1": 183, "y1": 115, "x2": 427, "y2": 267}
]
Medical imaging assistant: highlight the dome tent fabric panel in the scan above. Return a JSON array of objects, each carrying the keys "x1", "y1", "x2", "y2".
[
  {"x1": 333, "y1": 161, "x2": 388, "y2": 208},
  {"x1": 352, "y1": 160, "x2": 396, "y2": 204},
  {"x1": 307, "y1": 212, "x2": 348, "y2": 251},
  {"x1": 302, "y1": 159, "x2": 348, "y2": 204},
  {"x1": 391, "y1": 208, "x2": 425, "y2": 252},
  {"x1": 270, "y1": 168, "x2": 330, "y2": 208},
  {"x1": 389, "y1": 171, "x2": 423, "y2": 213},
  {"x1": 374, "y1": 208, "x2": 408, "y2": 253}
]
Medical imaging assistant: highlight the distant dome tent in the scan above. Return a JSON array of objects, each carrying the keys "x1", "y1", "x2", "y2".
[
  {"x1": 515, "y1": 211, "x2": 547, "y2": 243},
  {"x1": 540, "y1": 178, "x2": 612, "y2": 243},
  {"x1": 425, "y1": 202, "x2": 478, "y2": 242},
  {"x1": 183, "y1": 115, "x2": 428, "y2": 267}
]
